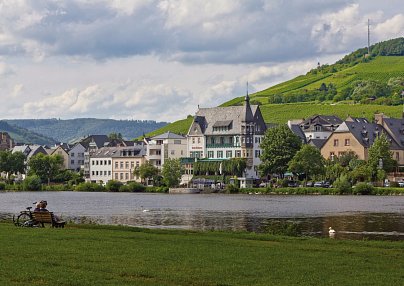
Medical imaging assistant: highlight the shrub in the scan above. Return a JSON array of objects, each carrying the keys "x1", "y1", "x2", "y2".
[
  {"x1": 0, "y1": 181, "x2": 5, "y2": 190},
  {"x1": 75, "y1": 182, "x2": 105, "y2": 192},
  {"x1": 390, "y1": 181, "x2": 399, "y2": 188},
  {"x1": 42, "y1": 184, "x2": 71, "y2": 191},
  {"x1": 127, "y1": 182, "x2": 146, "y2": 192},
  {"x1": 225, "y1": 184, "x2": 239, "y2": 194},
  {"x1": 353, "y1": 182, "x2": 375, "y2": 195},
  {"x1": 105, "y1": 180, "x2": 123, "y2": 192},
  {"x1": 333, "y1": 175, "x2": 352, "y2": 194},
  {"x1": 263, "y1": 220, "x2": 303, "y2": 237},
  {"x1": 22, "y1": 175, "x2": 42, "y2": 191},
  {"x1": 145, "y1": 186, "x2": 169, "y2": 193}
]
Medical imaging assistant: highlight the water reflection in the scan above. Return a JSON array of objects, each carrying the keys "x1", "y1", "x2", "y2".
[{"x1": 1, "y1": 192, "x2": 404, "y2": 240}]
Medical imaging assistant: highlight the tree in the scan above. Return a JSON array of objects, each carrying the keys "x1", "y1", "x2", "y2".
[
  {"x1": 338, "y1": 150, "x2": 358, "y2": 167},
  {"x1": 28, "y1": 153, "x2": 64, "y2": 185},
  {"x1": 288, "y1": 145, "x2": 325, "y2": 181},
  {"x1": 259, "y1": 125, "x2": 302, "y2": 178},
  {"x1": 134, "y1": 161, "x2": 159, "y2": 185},
  {"x1": 367, "y1": 133, "x2": 396, "y2": 178},
  {"x1": 108, "y1": 132, "x2": 123, "y2": 140},
  {"x1": 162, "y1": 158, "x2": 182, "y2": 187},
  {"x1": 0, "y1": 151, "x2": 26, "y2": 178}
]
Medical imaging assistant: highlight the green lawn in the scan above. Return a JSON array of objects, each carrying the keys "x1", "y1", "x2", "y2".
[{"x1": 1, "y1": 223, "x2": 403, "y2": 285}]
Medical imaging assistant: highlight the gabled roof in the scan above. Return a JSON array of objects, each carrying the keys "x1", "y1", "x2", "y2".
[
  {"x1": 80, "y1": 135, "x2": 110, "y2": 149},
  {"x1": 380, "y1": 117, "x2": 404, "y2": 148},
  {"x1": 308, "y1": 138, "x2": 327, "y2": 149},
  {"x1": 335, "y1": 121, "x2": 399, "y2": 149},
  {"x1": 289, "y1": 124, "x2": 307, "y2": 144},
  {"x1": 300, "y1": 115, "x2": 343, "y2": 132},
  {"x1": 91, "y1": 146, "x2": 146, "y2": 158},
  {"x1": 151, "y1": 131, "x2": 185, "y2": 140}
]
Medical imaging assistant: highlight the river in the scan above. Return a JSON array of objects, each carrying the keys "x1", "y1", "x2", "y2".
[{"x1": 1, "y1": 191, "x2": 403, "y2": 240}]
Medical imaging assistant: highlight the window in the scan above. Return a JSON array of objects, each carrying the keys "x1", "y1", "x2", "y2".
[
  {"x1": 125, "y1": 162, "x2": 129, "y2": 169},
  {"x1": 96, "y1": 171, "x2": 99, "y2": 176},
  {"x1": 120, "y1": 173, "x2": 123, "y2": 180},
  {"x1": 197, "y1": 137, "x2": 201, "y2": 144},
  {"x1": 108, "y1": 171, "x2": 111, "y2": 176},
  {"x1": 71, "y1": 152, "x2": 75, "y2": 157},
  {"x1": 217, "y1": 151, "x2": 223, "y2": 158},
  {"x1": 174, "y1": 140, "x2": 181, "y2": 144},
  {"x1": 330, "y1": 152, "x2": 335, "y2": 160},
  {"x1": 345, "y1": 139, "x2": 350, "y2": 146},
  {"x1": 108, "y1": 160, "x2": 111, "y2": 165},
  {"x1": 104, "y1": 171, "x2": 107, "y2": 176},
  {"x1": 255, "y1": 150, "x2": 260, "y2": 158},
  {"x1": 171, "y1": 150, "x2": 175, "y2": 155},
  {"x1": 92, "y1": 171, "x2": 94, "y2": 176},
  {"x1": 136, "y1": 161, "x2": 140, "y2": 167},
  {"x1": 115, "y1": 173, "x2": 118, "y2": 180},
  {"x1": 226, "y1": 150, "x2": 232, "y2": 158},
  {"x1": 125, "y1": 173, "x2": 129, "y2": 180},
  {"x1": 208, "y1": 151, "x2": 214, "y2": 158},
  {"x1": 333, "y1": 139, "x2": 339, "y2": 147},
  {"x1": 120, "y1": 162, "x2": 124, "y2": 169},
  {"x1": 96, "y1": 160, "x2": 99, "y2": 165},
  {"x1": 92, "y1": 161, "x2": 95, "y2": 165},
  {"x1": 220, "y1": 137, "x2": 224, "y2": 144},
  {"x1": 192, "y1": 138, "x2": 195, "y2": 144},
  {"x1": 104, "y1": 160, "x2": 107, "y2": 165},
  {"x1": 71, "y1": 160, "x2": 74, "y2": 164},
  {"x1": 211, "y1": 137, "x2": 215, "y2": 144},
  {"x1": 181, "y1": 150, "x2": 183, "y2": 155},
  {"x1": 100, "y1": 160, "x2": 103, "y2": 165},
  {"x1": 236, "y1": 151, "x2": 241, "y2": 157},
  {"x1": 115, "y1": 162, "x2": 118, "y2": 169},
  {"x1": 131, "y1": 162, "x2": 134, "y2": 168},
  {"x1": 396, "y1": 152, "x2": 400, "y2": 161}
]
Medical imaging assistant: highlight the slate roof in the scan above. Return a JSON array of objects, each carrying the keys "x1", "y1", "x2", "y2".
[
  {"x1": 92, "y1": 146, "x2": 146, "y2": 158},
  {"x1": 289, "y1": 124, "x2": 307, "y2": 144},
  {"x1": 300, "y1": 115, "x2": 343, "y2": 132},
  {"x1": 380, "y1": 118, "x2": 404, "y2": 148},
  {"x1": 151, "y1": 131, "x2": 185, "y2": 140},
  {"x1": 80, "y1": 135, "x2": 110, "y2": 149},
  {"x1": 336, "y1": 121, "x2": 400, "y2": 149},
  {"x1": 188, "y1": 105, "x2": 260, "y2": 136},
  {"x1": 308, "y1": 138, "x2": 327, "y2": 149}
]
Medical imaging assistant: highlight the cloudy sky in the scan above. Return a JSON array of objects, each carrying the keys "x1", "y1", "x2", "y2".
[{"x1": 0, "y1": 0, "x2": 403, "y2": 122}]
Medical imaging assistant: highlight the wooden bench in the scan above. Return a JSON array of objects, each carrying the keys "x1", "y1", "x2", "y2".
[{"x1": 33, "y1": 212, "x2": 66, "y2": 228}]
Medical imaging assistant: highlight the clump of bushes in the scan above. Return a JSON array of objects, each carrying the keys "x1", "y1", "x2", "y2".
[
  {"x1": 225, "y1": 184, "x2": 239, "y2": 194},
  {"x1": 105, "y1": 180, "x2": 123, "y2": 192},
  {"x1": 75, "y1": 182, "x2": 105, "y2": 192},
  {"x1": 333, "y1": 175, "x2": 352, "y2": 194},
  {"x1": 353, "y1": 182, "x2": 375, "y2": 195},
  {"x1": 0, "y1": 181, "x2": 5, "y2": 190},
  {"x1": 22, "y1": 175, "x2": 42, "y2": 191}
]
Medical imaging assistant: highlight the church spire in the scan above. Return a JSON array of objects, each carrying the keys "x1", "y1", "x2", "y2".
[{"x1": 245, "y1": 81, "x2": 250, "y2": 102}]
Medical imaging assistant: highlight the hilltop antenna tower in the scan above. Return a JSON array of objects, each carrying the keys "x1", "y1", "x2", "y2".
[{"x1": 367, "y1": 19, "x2": 371, "y2": 55}]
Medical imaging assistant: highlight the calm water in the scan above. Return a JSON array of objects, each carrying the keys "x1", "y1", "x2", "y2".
[{"x1": 1, "y1": 191, "x2": 403, "y2": 240}]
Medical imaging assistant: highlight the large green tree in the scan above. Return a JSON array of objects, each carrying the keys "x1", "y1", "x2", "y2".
[
  {"x1": 259, "y1": 125, "x2": 301, "y2": 178},
  {"x1": 288, "y1": 145, "x2": 325, "y2": 181},
  {"x1": 367, "y1": 133, "x2": 396, "y2": 178},
  {"x1": 0, "y1": 151, "x2": 26, "y2": 178},
  {"x1": 162, "y1": 158, "x2": 182, "y2": 188},
  {"x1": 134, "y1": 161, "x2": 159, "y2": 185},
  {"x1": 28, "y1": 153, "x2": 64, "y2": 185}
]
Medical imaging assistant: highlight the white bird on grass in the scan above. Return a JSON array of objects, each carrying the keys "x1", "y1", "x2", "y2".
[
  {"x1": 141, "y1": 206, "x2": 150, "y2": 212},
  {"x1": 329, "y1": 227, "x2": 336, "y2": 235}
]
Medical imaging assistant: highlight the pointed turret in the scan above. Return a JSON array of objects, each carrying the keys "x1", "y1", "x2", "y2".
[{"x1": 241, "y1": 82, "x2": 254, "y2": 123}]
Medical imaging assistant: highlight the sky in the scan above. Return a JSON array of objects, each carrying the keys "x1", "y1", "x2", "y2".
[{"x1": 0, "y1": 0, "x2": 403, "y2": 122}]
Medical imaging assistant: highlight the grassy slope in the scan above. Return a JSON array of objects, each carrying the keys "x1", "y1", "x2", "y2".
[
  {"x1": 145, "y1": 56, "x2": 404, "y2": 136},
  {"x1": 253, "y1": 56, "x2": 404, "y2": 100},
  {"x1": 1, "y1": 223, "x2": 403, "y2": 286}
]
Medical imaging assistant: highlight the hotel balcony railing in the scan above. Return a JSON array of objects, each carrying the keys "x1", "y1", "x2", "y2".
[{"x1": 206, "y1": 143, "x2": 240, "y2": 148}]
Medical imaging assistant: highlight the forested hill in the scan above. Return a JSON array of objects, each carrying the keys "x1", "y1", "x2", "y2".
[
  {"x1": 0, "y1": 121, "x2": 57, "y2": 145},
  {"x1": 5, "y1": 118, "x2": 168, "y2": 143}
]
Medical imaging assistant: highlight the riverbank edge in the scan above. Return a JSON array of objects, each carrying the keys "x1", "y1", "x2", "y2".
[{"x1": 2, "y1": 186, "x2": 404, "y2": 195}]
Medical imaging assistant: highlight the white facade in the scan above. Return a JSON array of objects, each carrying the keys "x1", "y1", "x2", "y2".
[{"x1": 89, "y1": 156, "x2": 113, "y2": 183}]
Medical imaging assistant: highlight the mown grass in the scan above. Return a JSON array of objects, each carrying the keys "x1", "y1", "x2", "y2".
[{"x1": 1, "y1": 223, "x2": 403, "y2": 286}]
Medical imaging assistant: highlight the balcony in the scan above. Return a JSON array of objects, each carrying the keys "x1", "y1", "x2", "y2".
[{"x1": 206, "y1": 143, "x2": 240, "y2": 148}]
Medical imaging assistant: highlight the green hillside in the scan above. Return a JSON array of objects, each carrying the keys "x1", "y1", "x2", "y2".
[
  {"x1": 145, "y1": 38, "x2": 404, "y2": 137},
  {"x1": 6, "y1": 118, "x2": 168, "y2": 143},
  {"x1": 0, "y1": 121, "x2": 57, "y2": 145}
]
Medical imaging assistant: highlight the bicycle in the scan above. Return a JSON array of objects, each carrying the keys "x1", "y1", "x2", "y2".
[{"x1": 13, "y1": 205, "x2": 37, "y2": 227}]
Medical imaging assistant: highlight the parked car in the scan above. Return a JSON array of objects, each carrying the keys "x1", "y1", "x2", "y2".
[
  {"x1": 313, "y1": 181, "x2": 324, "y2": 187},
  {"x1": 287, "y1": 181, "x2": 299, "y2": 187},
  {"x1": 306, "y1": 181, "x2": 314, "y2": 187},
  {"x1": 398, "y1": 182, "x2": 404, "y2": 187}
]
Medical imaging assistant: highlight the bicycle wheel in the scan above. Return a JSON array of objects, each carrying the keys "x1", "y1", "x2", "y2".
[{"x1": 16, "y1": 213, "x2": 33, "y2": 227}]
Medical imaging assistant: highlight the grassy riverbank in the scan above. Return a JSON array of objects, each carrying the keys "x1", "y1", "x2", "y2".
[{"x1": 1, "y1": 223, "x2": 403, "y2": 286}]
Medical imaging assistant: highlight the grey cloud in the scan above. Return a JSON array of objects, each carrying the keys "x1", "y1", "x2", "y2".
[{"x1": 0, "y1": 0, "x2": 402, "y2": 64}]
